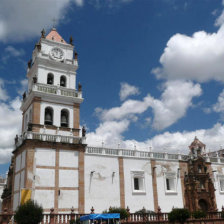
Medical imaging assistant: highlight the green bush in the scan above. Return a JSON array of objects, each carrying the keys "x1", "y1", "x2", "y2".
[
  {"x1": 135, "y1": 208, "x2": 155, "y2": 215},
  {"x1": 221, "y1": 211, "x2": 224, "y2": 219},
  {"x1": 168, "y1": 208, "x2": 190, "y2": 224},
  {"x1": 14, "y1": 200, "x2": 43, "y2": 224},
  {"x1": 70, "y1": 218, "x2": 80, "y2": 224},
  {"x1": 192, "y1": 210, "x2": 206, "y2": 219},
  {"x1": 103, "y1": 207, "x2": 129, "y2": 220}
]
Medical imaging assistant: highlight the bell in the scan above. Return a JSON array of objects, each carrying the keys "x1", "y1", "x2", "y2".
[
  {"x1": 61, "y1": 79, "x2": 65, "y2": 86},
  {"x1": 45, "y1": 112, "x2": 52, "y2": 124},
  {"x1": 48, "y1": 79, "x2": 53, "y2": 84},
  {"x1": 61, "y1": 114, "x2": 68, "y2": 127}
]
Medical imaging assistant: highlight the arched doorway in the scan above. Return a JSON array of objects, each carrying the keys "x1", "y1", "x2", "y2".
[{"x1": 198, "y1": 199, "x2": 208, "y2": 212}]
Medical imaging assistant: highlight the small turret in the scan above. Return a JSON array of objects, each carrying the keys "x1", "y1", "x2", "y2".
[{"x1": 189, "y1": 136, "x2": 206, "y2": 157}]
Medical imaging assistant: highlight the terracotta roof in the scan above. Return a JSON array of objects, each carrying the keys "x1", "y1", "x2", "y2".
[
  {"x1": 189, "y1": 137, "x2": 206, "y2": 150},
  {"x1": 46, "y1": 28, "x2": 67, "y2": 44}
]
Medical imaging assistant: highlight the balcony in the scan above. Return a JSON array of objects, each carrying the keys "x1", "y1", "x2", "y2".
[
  {"x1": 15, "y1": 131, "x2": 86, "y2": 148},
  {"x1": 29, "y1": 83, "x2": 82, "y2": 99}
]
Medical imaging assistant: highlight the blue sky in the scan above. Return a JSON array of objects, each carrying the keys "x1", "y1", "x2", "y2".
[{"x1": 1, "y1": 0, "x2": 224, "y2": 174}]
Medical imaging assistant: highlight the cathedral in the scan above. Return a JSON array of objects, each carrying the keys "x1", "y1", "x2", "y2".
[{"x1": 1, "y1": 29, "x2": 224, "y2": 214}]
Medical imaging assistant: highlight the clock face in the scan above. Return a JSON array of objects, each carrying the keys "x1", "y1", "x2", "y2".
[{"x1": 50, "y1": 47, "x2": 64, "y2": 61}]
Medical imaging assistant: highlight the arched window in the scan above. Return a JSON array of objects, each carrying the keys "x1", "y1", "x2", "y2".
[
  {"x1": 60, "y1": 76, "x2": 66, "y2": 87},
  {"x1": 47, "y1": 73, "x2": 54, "y2": 85},
  {"x1": 61, "y1": 109, "x2": 69, "y2": 127},
  {"x1": 45, "y1": 107, "x2": 53, "y2": 125}
]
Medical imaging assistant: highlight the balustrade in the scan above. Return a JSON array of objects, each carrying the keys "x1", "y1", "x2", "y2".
[{"x1": 32, "y1": 83, "x2": 81, "y2": 99}]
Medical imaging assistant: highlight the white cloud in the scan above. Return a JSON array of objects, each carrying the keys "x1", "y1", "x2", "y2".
[
  {"x1": 5, "y1": 46, "x2": 24, "y2": 57},
  {"x1": 0, "y1": 0, "x2": 133, "y2": 42},
  {"x1": 0, "y1": 96, "x2": 22, "y2": 164},
  {"x1": 87, "y1": 122, "x2": 224, "y2": 154},
  {"x1": 213, "y1": 89, "x2": 224, "y2": 113},
  {"x1": 98, "y1": 95, "x2": 152, "y2": 121},
  {"x1": 0, "y1": 79, "x2": 22, "y2": 164},
  {"x1": 152, "y1": 25, "x2": 224, "y2": 83},
  {"x1": 17, "y1": 79, "x2": 28, "y2": 95},
  {"x1": 0, "y1": 0, "x2": 73, "y2": 42},
  {"x1": 87, "y1": 120, "x2": 130, "y2": 147},
  {"x1": 119, "y1": 82, "x2": 140, "y2": 101},
  {"x1": 1, "y1": 46, "x2": 25, "y2": 63},
  {"x1": 73, "y1": 0, "x2": 84, "y2": 7},
  {"x1": 150, "y1": 80, "x2": 202, "y2": 130},
  {"x1": 97, "y1": 80, "x2": 201, "y2": 130}
]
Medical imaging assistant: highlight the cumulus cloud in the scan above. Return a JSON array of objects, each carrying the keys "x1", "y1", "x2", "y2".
[
  {"x1": 0, "y1": 96, "x2": 22, "y2": 164},
  {"x1": 0, "y1": 0, "x2": 73, "y2": 42},
  {"x1": 96, "y1": 80, "x2": 201, "y2": 131},
  {"x1": 97, "y1": 95, "x2": 152, "y2": 121},
  {"x1": 213, "y1": 89, "x2": 224, "y2": 113},
  {"x1": 87, "y1": 122, "x2": 224, "y2": 153},
  {"x1": 1, "y1": 46, "x2": 25, "y2": 63},
  {"x1": 150, "y1": 81, "x2": 202, "y2": 130},
  {"x1": 87, "y1": 120, "x2": 130, "y2": 146},
  {"x1": 152, "y1": 25, "x2": 224, "y2": 83},
  {"x1": 0, "y1": 0, "x2": 133, "y2": 42},
  {"x1": 17, "y1": 79, "x2": 28, "y2": 95},
  {"x1": 0, "y1": 79, "x2": 22, "y2": 164},
  {"x1": 119, "y1": 82, "x2": 140, "y2": 101}
]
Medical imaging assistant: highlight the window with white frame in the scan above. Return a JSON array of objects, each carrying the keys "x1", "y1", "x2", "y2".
[
  {"x1": 219, "y1": 176, "x2": 224, "y2": 192},
  {"x1": 131, "y1": 171, "x2": 145, "y2": 193},
  {"x1": 165, "y1": 172, "x2": 177, "y2": 193}
]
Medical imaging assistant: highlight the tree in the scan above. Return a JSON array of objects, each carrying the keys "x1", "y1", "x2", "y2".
[
  {"x1": 192, "y1": 210, "x2": 206, "y2": 219},
  {"x1": 168, "y1": 208, "x2": 190, "y2": 224},
  {"x1": 14, "y1": 200, "x2": 43, "y2": 224}
]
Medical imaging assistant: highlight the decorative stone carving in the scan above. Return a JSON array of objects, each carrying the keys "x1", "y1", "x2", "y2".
[{"x1": 50, "y1": 47, "x2": 64, "y2": 61}]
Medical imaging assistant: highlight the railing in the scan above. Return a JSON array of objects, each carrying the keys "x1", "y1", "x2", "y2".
[
  {"x1": 15, "y1": 136, "x2": 224, "y2": 163},
  {"x1": 32, "y1": 83, "x2": 82, "y2": 99},
  {"x1": 85, "y1": 146, "x2": 224, "y2": 163},
  {"x1": 85, "y1": 146, "x2": 186, "y2": 161},
  {"x1": 1, "y1": 210, "x2": 224, "y2": 224},
  {"x1": 15, "y1": 132, "x2": 85, "y2": 148}
]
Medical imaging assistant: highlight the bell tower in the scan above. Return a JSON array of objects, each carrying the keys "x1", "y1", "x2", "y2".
[{"x1": 11, "y1": 28, "x2": 86, "y2": 213}]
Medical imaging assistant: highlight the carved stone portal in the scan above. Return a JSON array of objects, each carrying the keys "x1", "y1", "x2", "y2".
[{"x1": 184, "y1": 138, "x2": 217, "y2": 212}]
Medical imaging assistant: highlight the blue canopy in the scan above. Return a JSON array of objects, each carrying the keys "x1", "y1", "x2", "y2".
[{"x1": 80, "y1": 213, "x2": 120, "y2": 221}]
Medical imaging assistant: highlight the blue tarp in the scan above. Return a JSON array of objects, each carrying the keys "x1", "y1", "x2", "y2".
[{"x1": 80, "y1": 213, "x2": 120, "y2": 221}]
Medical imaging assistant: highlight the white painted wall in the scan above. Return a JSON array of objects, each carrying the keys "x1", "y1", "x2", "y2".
[
  {"x1": 34, "y1": 190, "x2": 54, "y2": 209},
  {"x1": 15, "y1": 154, "x2": 21, "y2": 172},
  {"x1": 35, "y1": 169, "x2": 55, "y2": 187},
  {"x1": 21, "y1": 151, "x2": 26, "y2": 170},
  {"x1": 35, "y1": 148, "x2": 55, "y2": 166},
  {"x1": 155, "y1": 161, "x2": 183, "y2": 212},
  {"x1": 59, "y1": 150, "x2": 79, "y2": 167},
  {"x1": 59, "y1": 170, "x2": 78, "y2": 187},
  {"x1": 85, "y1": 155, "x2": 120, "y2": 213},
  {"x1": 58, "y1": 190, "x2": 78, "y2": 209},
  {"x1": 40, "y1": 102, "x2": 74, "y2": 129},
  {"x1": 211, "y1": 163, "x2": 224, "y2": 210},
  {"x1": 123, "y1": 158, "x2": 154, "y2": 213},
  {"x1": 13, "y1": 193, "x2": 20, "y2": 211},
  {"x1": 14, "y1": 173, "x2": 20, "y2": 192},
  {"x1": 20, "y1": 170, "x2": 25, "y2": 189}
]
